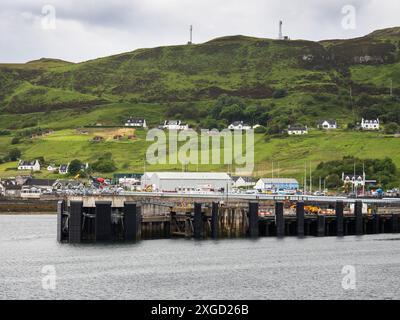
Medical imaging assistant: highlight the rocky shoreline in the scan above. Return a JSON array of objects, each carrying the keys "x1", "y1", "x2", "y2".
[{"x1": 0, "y1": 198, "x2": 58, "y2": 214}]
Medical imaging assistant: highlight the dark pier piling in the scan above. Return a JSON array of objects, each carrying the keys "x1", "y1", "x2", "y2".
[
  {"x1": 296, "y1": 201, "x2": 305, "y2": 237},
  {"x1": 59, "y1": 197, "x2": 400, "y2": 243}
]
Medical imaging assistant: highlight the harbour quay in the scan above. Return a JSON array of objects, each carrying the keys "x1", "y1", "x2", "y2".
[{"x1": 57, "y1": 193, "x2": 400, "y2": 243}]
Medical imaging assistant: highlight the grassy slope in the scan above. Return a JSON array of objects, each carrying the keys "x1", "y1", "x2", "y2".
[{"x1": 0, "y1": 28, "x2": 400, "y2": 183}]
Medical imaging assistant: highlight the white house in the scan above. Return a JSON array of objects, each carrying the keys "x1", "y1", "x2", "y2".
[
  {"x1": 232, "y1": 176, "x2": 256, "y2": 188},
  {"x1": 18, "y1": 160, "x2": 41, "y2": 172},
  {"x1": 47, "y1": 164, "x2": 58, "y2": 172},
  {"x1": 318, "y1": 120, "x2": 337, "y2": 130},
  {"x1": 361, "y1": 118, "x2": 379, "y2": 130},
  {"x1": 125, "y1": 118, "x2": 147, "y2": 128},
  {"x1": 288, "y1": 126, "x2": 308, "y2": 135},
  {"x1": 228, "y1": 121, "x2": 252, "y2": 131},
  {"x1": 341, "y1": 173, "x2": 376, "y2": 188},
  {"x1": 162, "y1": 120, "x2": 189, "y2": 130}
]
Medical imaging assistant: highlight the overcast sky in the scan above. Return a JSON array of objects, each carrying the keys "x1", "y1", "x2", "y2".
[{"x1": 0, "y1": 0, "x2": 399, "y2": 63}]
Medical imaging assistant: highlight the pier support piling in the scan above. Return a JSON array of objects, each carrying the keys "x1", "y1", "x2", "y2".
[
  {"x1": 211, "y1": 202, "x2": 219, "y2": 239},
  {"x1": 194, "y1": 203, "x2": 203, "y2": 239},
  {"x1": 124, "y1": 202, "x2": 141, "y2": 241},
  {"x1": 276, "y1": 202, "x2": 284, "y2": 237},
  {"x1": 248, "y1": 202, "x2": 259, "y2": 238},
  {"x1": 336, "y1": 201, "x2": 344, "y2": 237},
  {"x1": 355, "y1": 201, "x2": 363, "y2": 235},
  {"x1": 317, "y1": 215, "x2": 325, "y2": 237},
  {"x1": 69, "y1": 201, "x2": 83, "y2": 243},
  {"x1": 95, "y1": 201, "x2": 112, "y2": 241},
  {"x1": 392, "y1": 214, "x2": 399, "y2": 233},
  {"x1": 296, "y1": 201, "x2": 305, "y2": 237},
  {"x1": 373, "y1": 213, "x2": 380, "y2": 234},
  {"x1": 57, "y1": 200, "x2": 65, "y2": 242}
]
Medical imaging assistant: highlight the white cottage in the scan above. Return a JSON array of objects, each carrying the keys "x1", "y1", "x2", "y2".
[
  {"x1": 361, "y1": 118, "x2": 379, "y2": 130},
  {"x1": 125, "y1": 118, "x2": 147, "y2": 128},
  {"x1": 18, "y1": 160, "x2": 41, "y2": 172},
  {"x1": 318, "y1": 120, "x2": 337, "y2": 129},
  {"x1": 228, "y1": 121, "x2": 252, "y2": 131},
  {"x1": 162, "y1": 120, "x2": 189, "y2": 130},
  {"x1": 288, "y1": 126, "x2": 308, "y2": 135}
]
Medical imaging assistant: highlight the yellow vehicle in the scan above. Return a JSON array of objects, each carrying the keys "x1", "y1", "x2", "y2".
[{"x1": 290, "y1": 204, "x2": 321, "y2": 214}]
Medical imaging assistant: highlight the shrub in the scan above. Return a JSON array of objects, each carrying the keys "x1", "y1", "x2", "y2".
[
  {"x1": 68, "y1": 159, "x2": 83, "y2": 175},
  {"x1": 254, "y1": 125, "x2": 266, "y2": 134},
  {"x1": 92, "y1": 159, "x2": 117, "y2": 173},
  {"x1": 8, "y1": 149, "x2": 21, "y2": 161},
  {"x1": 11, "y1": 137, "x2": 20, "y2": 145},
  {"x1": 0, "y1": 130, "x2": 11, "y2": 136},
  {"x1": 384, "y1": 122, "x2": 399, "y2": 134},
  {"x1": 272, "y1": 89, "x2": 287, "y2": 99}
]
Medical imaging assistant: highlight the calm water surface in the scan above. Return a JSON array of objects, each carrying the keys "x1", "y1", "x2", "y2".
[{"x1": 1, "y1": 215, "x2": 400, "y2": 300}]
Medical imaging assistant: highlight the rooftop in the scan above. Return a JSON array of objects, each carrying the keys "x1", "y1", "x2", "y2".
[{"x1": 144, "y1": 172, "x2": 232, "y2": 180}]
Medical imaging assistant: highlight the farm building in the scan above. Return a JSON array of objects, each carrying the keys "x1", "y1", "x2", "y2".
[
  {"x1": 141, "y1": 172, "x2": 232, "y2": 192},
  {"x1": 254, "y1": 178, "x2": 299, "y2": 191},
  {"x1": 288, "y1": 126, "x2": 308, "y2": 135}
]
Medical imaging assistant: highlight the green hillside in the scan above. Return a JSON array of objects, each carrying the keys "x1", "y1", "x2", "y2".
[{"x1": 0, "y1": 27, "x2": 400, "y2": 186}]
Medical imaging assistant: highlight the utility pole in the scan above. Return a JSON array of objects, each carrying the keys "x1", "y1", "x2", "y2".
[
  {"x1": 304, "y1": 162, "x2": 307, "y2": 194},
  {"x1": 353, "y1": 161, "x2": 356, "y2": 197},
  {"x1": 319, "y1": 176, "x2": 322, "y2": 193},
  {"x1": 309, "y1": 161, "x2": 312, "y2": 194},
  {"x1": 188, "y1": 25, "x2": 193, "y2": 44},
  {"x1": 363, "y1": 162, "x2": 366, "y2": 196}
]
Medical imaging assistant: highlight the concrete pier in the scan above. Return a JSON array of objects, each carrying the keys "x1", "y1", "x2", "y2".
[{"x1": 59, "y1": 196, "x2": 400, "y2": 243}]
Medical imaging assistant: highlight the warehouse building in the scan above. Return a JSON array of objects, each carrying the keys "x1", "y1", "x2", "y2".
[
  {"x1": 254, "y1": 178, "x2": 299, "y2": 192},
  {"x1": 141, "y1": 172, "x2": 233, "y2": 192}
]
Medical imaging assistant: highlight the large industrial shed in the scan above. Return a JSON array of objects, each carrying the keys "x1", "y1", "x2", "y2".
[
  {"x1": 141, "y1": 172, "x2": 233, "y2": 192},
  {"x1": 254, "y1": 178, "x2": 299, "y2": 191}
]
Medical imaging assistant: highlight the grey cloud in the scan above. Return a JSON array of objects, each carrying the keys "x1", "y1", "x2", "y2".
[{"x1": 0, "y1": 0, "x2": 398, "y2": 63}]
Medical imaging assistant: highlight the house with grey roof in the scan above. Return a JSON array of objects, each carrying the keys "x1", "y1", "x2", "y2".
[
  {"x1": 318, "y1": 119, "x2": 337, "y2": 129},
  {"x1": 18, "y1": 160, "x2": 41, "y2": 171}
]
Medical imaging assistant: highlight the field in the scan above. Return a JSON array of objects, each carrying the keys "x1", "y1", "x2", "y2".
[{"x1": 1, "y1": 124, "x2": 399, "y2": 187}]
